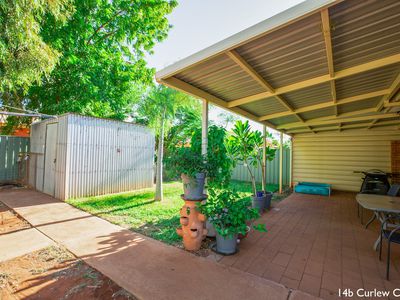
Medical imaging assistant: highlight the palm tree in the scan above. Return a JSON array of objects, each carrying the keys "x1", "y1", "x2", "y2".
[{"x1": 136, "y1": 85, "x2": 196, "y2": 201}]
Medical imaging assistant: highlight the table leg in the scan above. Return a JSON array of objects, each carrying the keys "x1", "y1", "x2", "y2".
[{"x1": 373, "y1": 211, "x2": 387, "y2": 251}]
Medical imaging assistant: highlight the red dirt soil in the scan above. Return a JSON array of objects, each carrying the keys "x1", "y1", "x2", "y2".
[
  {"x1": 0, "y1": 202, "x2": 30, "y2": 234},
  {"x1": 0, "y1": 246, "x2": 136, "y2": 300}
]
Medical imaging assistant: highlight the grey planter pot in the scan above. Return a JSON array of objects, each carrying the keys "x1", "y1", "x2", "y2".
[
  {"x1": 252, "y1": 194, "x2": 265, "y2": 214},
  {"x1": 216, "y1": 233, "x2": 238, "y2": 255},
  {"x1": 206, "y1": 220, "x2": 216, "y2": 237},
  {"x1": 181, "y1": 172, "x2": 206, "y2": 200},
  {"x1": 264, "y1": 192, "x2": 273, "y2": 210}
]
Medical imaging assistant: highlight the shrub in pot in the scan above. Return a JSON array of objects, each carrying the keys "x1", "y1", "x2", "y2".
[
  {"x1": 198, "y1": 188, "x2": 265, "y2": 254},
  {"x1": 166, "y1": 147, "x2": 207, "y2": 200},
  {"x1": 227, "y1": 120, "x2": 277, "y2": 212},
  {"x1": 252, "y1": 130, "x2": 277, "y2": 210},
  {"x1": 191, "y1": 125, "x2": 234, "y2": 237}
]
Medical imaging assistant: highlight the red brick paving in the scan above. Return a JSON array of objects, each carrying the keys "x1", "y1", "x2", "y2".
[{"x1": 220, "y1": 191, "x2": 400, "y2": 299}]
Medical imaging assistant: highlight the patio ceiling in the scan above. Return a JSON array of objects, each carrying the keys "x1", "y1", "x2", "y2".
[{"x1": 156, "y1": 0, "x2": 400, "y2": 135}]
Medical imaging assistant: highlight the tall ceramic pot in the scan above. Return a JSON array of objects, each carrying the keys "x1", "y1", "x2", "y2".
[
  {"x1": 264, "y1": 191, "x2": 273, "y2": 210},
  {"x1": 252, "y1": 193, "x2": 266, "y2": 214},
  {"x1": 181, "y1": 173, "x2": 206, "y2": 200}
]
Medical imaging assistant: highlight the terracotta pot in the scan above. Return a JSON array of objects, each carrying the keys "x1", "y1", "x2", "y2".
[
  {"x1": 176, "y1": 199, "x2": 207, "y2": 251},
  {"x1": 238, "y1": 226, "x2": 251, "y2": 240}
]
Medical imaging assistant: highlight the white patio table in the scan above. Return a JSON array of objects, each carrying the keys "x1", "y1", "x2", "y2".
[{"x1": 356, "y1": 193, "x2": 400, "y2": 250}]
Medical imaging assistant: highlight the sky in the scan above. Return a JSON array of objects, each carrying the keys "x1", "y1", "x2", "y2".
[{"x1": 145, "y1": 0, "x2": 304, "y2": 137}]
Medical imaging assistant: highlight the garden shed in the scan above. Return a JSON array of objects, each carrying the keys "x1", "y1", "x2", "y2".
[
  {"x1": 156, "y1": 0, "x2": 400, "y2": 192},
  {"x1": 29, "y1": 113, "x2": 154, "y2": 200}
]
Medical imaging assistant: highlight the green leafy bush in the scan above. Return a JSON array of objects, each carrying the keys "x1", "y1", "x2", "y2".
[
  {"x1": 198, "y1": 188, "x2": 261, "y2": 238},
  {"x1": 165, "y1": 147, "x2": 206, "y2": 178},
  {"x1": 166, "y1": 125, "x2": 232, "y2": 186},
  {"x1": 191, "y1": 125, "x2": 232, "y2": 188}
]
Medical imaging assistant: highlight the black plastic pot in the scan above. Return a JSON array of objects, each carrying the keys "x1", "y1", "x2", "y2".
[
  {"x1": 216, "y1": 233, "x2": 237, "y2": 255},
  {"x1": 252, "y1": 194, "x2": 265, "y2": 214},
  {"x1": 181, "y1": 173, "x2": 206, "y2": 200},
  {"x1": 264, "y1": 191, "x2": 273, "y2": 210}
]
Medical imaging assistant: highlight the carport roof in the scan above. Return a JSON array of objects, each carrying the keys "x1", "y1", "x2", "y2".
[{"x1": 156, "y1": 0, "x2": 400, "y2": 134}]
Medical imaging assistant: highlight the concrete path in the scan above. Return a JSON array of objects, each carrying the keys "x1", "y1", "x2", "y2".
[
  {"x1": 0, "y1": 189, "x2": 317, "y2": 300},
  {"x1": 0, "y1": 228, "x2": 54, "y2": 262}
]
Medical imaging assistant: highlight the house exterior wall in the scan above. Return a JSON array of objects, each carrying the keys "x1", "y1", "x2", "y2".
[{"x1": 292, "y1": 127, "x2": 400, "y2": 192}]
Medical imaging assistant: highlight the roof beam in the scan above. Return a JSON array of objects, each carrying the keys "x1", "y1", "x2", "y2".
[
  {"x1": 321, "y1": 9, "x2": 334, "y2": 78},
  {"x1": 368, "y1": 72, "x2": 400, "y2": 129},
  {"x1": 303, "y1": 107, "x2": 378, "y2": 124},
  {"x1": 321, "y1": 8, "x2": 337, "y2": 116},
  {"x1": 226, "y1": 49, "x2": 315, "y2": 132},
  {"x1": 258, "y1": 89, "x2": 389, "y2": 121},
  {"x1": 385, "y1": 101, "x2": 400, "y2": 107},
  {"x1": 226, "y1": 50, "x2": 275, "y2": 93},
  {"x1": 227, "y1": 53, "x2": 400, "y2": 108},
  {"x1": 161, "y1": 76, "x2": 279, "y2": 130},
  {"x1": 277, "y1": 112, "x2": 399, "y2": 130},
  {"x1": 226, "y1": 50, "x2": 295, "y2": 112},
  {"x1": 287, "y1": 120, "x2": 400, "y2": 134}
]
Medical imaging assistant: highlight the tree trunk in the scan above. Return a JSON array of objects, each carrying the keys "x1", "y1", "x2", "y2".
[
  {"x1": 245, "y1": 160, "x2": 257, "y2": 196},
  {"x1": 155, "y1": 108, "x2": 166, "y2": 201}
]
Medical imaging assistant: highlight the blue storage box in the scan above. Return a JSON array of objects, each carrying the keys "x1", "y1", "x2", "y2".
[{"x1": 294, "y1": 182, "x2": 331, "y2": 196}]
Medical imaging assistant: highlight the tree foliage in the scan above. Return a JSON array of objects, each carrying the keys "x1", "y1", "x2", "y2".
[
  {"x1": 1, "y1": 0, "x2": 177, "y2": 121},
  {"x1": 0, "y1": 0, "x2": 74, "y2": 93}
]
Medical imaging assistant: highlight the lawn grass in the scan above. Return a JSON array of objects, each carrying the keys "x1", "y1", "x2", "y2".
[{"x1": 67, "y1": 180, "x2": 281, "y2": 245}]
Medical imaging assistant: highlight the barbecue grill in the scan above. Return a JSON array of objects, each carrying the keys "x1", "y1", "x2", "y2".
[{"x1": 355, "y1": 169, "x2": 391, "y2": 195}]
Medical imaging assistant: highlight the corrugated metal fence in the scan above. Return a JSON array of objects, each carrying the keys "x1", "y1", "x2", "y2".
[
  {"x1": 231, "y1": 147, "x2": 290, "y2": 186},
  {"x1": 0, "y1": 136, "x2": 30, "y2": 182}
]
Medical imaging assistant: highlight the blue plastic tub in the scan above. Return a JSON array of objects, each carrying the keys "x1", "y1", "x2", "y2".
[{"x1": 294, "y1": 182, "x2": 331, "y2": 196}]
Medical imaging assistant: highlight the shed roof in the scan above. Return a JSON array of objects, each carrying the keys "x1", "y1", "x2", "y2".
[{"x1": 156, "y1": 0, "x2": 400, "y2": 134}]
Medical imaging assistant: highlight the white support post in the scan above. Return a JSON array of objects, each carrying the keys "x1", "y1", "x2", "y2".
[
  {"x1": 262, "y1": 125, "x2": 267, "y2": 191},
  {"x1": 201, "y1": 100, "x2": 209, "y2": 156},
  {"x1": 279, "y1": 132, "x2": 283, "y2": 194},
  {"x1": 289, "y1": 137, "x2": 293, "y2": 188}
]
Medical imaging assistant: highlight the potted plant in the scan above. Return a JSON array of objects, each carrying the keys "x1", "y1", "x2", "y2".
[
  {"x1": 190, "y1": 125, "x2": 233, "y2": 237},
  {"x1": 167, "y1": 147, "x2": 207, "y2": 200},
  {"x1": 226, "y1": 120, "x2": 266, "y2": 213},
  {"x1": 252, "y1": 130, "x2": 278, "y2": 209},
  {"x1": 198, "y1": 188, "x2": 266, "y2": 254}
]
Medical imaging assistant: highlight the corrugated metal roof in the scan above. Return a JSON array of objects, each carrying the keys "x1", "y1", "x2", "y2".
[
  {"x1": 239, "y1": 97, "x2": 287, "y2": 116},
  {"x1": 157, "y1": 0, "x2": 400, "y2": 135}
]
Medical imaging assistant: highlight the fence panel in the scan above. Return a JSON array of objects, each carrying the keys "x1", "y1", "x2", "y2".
[
  {"x1": 0, "y1": 136, "x2": 30, "y2": 182},
  {"x1": 231, "y1": 148, "x2": 290, "y2": 186}
]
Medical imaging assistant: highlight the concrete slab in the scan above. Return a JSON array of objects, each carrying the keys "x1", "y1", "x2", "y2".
[
  {"x1": 289, "y1": 290, "x2": 322, "y2": 300},
  {"x1": 0, "y1": 228, "x2": 54, "y2": 262},
  {"x1": 1, "y1": 189, "x2": 290, "y2": 300}
]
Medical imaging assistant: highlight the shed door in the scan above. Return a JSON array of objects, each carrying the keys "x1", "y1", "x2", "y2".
[{"x1": 43, "y1": 123, "x2": 57, "y2": 196}]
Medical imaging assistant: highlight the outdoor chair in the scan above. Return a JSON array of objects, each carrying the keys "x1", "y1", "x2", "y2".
[
  {"x1": 379, "y1": 214, "x2": 400, "y2": 280},
  {"x1": 364, "y1": 184, "x2": 400, "y2": 229}
]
